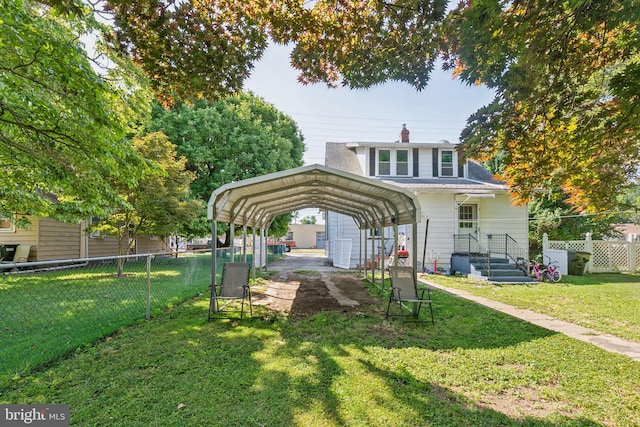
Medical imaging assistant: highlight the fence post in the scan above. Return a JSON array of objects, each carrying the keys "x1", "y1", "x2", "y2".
[
  {"x1": 585, "y1": 233, "x2": 592, "y2": 273},
  {"x1": 146, "y1": 254, "x2": 152, "y2": 320}
]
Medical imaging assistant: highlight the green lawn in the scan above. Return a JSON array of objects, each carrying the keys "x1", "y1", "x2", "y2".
[
  {"x1": 422, "y1": 273, "x2": 640, "y2": 343},
  {"x1": 0, "y1": 254, "x2": 212, "y2": 383},
  {"x1": 1, "y1": 281, "x2": 639, "y2": 426}
]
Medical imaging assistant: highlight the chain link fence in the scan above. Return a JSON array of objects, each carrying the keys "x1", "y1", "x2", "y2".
[{"x1": 0, "y1": 252, "x2": 215, "y2": 384}]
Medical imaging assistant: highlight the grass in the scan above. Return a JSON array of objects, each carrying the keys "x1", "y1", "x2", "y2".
[
  {"x1": 1, "y1": 280, "x2": 639, "y2": 426},
  {"x1": 0, "y1": 254, "x2": 212, "y2": 383},
  {"x1": 422, "y1": 273, "x2": 640, "y2": 343}
]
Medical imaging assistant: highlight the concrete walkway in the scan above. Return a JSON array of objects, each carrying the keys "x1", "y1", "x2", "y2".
[
  {"x1": 421, "y1": 278, "x2": 640, "y2": 362},
  {"x1": 266, "y1": 251, "x2": 640, "y2": 361}
]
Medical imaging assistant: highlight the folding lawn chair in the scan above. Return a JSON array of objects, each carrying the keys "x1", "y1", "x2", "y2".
[
  {"x1": 12, "y1": 244, "x2": 31, "y2": 262},
  {"x1": 208, "y1": 262, "x2": 252, "y2": 320},
  {"x1": 385, "y1": 266, "x2": 434, "y2": 326}
]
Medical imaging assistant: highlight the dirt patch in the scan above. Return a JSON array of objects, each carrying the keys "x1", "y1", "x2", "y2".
[
  {"x1": 252, "y1": 270, "x2": 383, "y2": 318},
  {"x1": 475, "y1": 385, "x2": 579, "y2": 420}
]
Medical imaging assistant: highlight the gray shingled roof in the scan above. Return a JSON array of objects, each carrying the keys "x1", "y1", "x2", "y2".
[
  {"x1": 325, "y1": 142, "x2": 364, "y2": 175},
  {"x1": 325, "y1": 142, "x2": 506, "y2": 191}
]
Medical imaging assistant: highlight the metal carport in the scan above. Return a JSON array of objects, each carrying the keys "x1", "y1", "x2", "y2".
[{"x1": 207, "y1": 164, "x2": 422, "y2": 304}]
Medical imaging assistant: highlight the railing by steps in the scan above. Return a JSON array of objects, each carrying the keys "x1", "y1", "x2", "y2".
[
  {"x1": 454, "y1": 234, "x2": 491, "y2": 276},
  {"x1": 487, "y1": 234, "x2": 529, "y2": 272}
]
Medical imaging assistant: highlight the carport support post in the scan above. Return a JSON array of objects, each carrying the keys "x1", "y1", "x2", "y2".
[
  {"x1": 242, "y1": 225, "x2": 247, "y2": 263},
  {"x1": 358, "y1": 228, "x2": 362, "y2": 278},
  {"x1": 266, "y1": 220, "x2": 274, "y2": 271},
  {"x1": 230, "y1": 223, "x2": 235, "y2": 262},
  {"x1": 371, "y1": 227, "x2": 376, "y2": 285},
  {"x1": 363, "y1": 228, "x2": 368, "y2": 279},
  {"x1": 380, "y1": 223, "x2": 385, "y2": 290},
  {"x1": 261, "y1": 228, "x2": 267, "y2": 271},
  {"x1": 251, "y1": 227, "x2": 256, "y2": 281},
  {"x1": 412, "y1": 222, "x2": 419, "y2": 315},
  {"x1": 211, "y1": 220, "x2": 218, "y2": 313}
]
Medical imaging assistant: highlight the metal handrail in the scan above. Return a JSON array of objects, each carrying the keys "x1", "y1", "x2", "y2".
[
  {"x1": 486, "y1": 233, "x2": 528, "y2": 266},
  {"x1": 454, "y1": 234, "x2": 491, "y2": 276}
]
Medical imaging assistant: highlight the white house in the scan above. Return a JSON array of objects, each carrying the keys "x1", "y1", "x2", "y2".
[{"x1": 324, "y1": 125, "x2": 529, "y2": 278}]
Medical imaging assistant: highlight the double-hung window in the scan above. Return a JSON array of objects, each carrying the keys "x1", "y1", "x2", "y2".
[
  {"x1": 377, "y1": 149, "x2": 409, "y2": 176},
  {"x1": 396, "y1": 149, "x2": 409, "y2": 176},
  {"x1": 378, "y1": 150, "x2": 391, "y2": 175},
  {"x1": 441, "y1": 149, "x2": 454, "y2": 177}
]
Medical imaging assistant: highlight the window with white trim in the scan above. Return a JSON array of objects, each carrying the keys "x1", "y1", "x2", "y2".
[
  {"x1": 377, "y1": 148, "x2": 410, "y2": 176},
  {"x1": 89, "y1": 217, "x2": 103, "y2": 238},
  {"x1": 441, "y1": 149, "x2": 454, "y2": 177},
  {"x1": 0, "y1": 217, "x2": 14, "y2": 232},
  {"x1": 378, "y1": 149, "x2": 391, "y2": 175},
  {"x1": 396, "y1": 149, "x2": 409, "y2": 176}
]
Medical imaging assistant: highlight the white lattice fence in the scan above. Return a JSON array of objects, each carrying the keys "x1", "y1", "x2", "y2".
[
  {"x1": 546, "y1": 240, "x2": 588, "y2": 252},
  {"x1": 544, "y1": 233, "x2": 640, "y2": 273}
]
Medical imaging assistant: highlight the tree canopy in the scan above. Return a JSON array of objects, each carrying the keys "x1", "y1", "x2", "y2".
[
  {"x1": 1, "y1": 0, "x2": 152, "y2": 223},
  {"x1": 11, "y1": 0, "x2": 640, "y2": 219},
  {"x1": 148, "y1": 92, "x2": 305, "y2": 237},
  {"x1": 100, "y1": 0, "x2": 639, "y2": 213},
  {"x1": 90, "y1": 131, "x2": 201, "y2": 271},
  {"x1": 447, "y1": 0, "x2": 640, "y2": 212}
]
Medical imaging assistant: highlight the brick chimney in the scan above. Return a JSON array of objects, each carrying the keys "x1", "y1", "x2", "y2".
[{"x1": 400, "y1": 124, "x2": 410, "y2": 143}]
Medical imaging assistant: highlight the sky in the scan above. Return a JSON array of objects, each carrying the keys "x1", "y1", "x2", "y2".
[
  {"x1": 243, "y1": 43, "x2": 496, "y2": 223},
  {"x1": 244, "y1": 43, "x2": 496, "y2": 166}
]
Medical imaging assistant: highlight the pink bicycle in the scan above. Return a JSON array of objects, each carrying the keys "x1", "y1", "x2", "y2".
[{"x1": 530, "y1": 256, "x2": 562, "y2": 282}]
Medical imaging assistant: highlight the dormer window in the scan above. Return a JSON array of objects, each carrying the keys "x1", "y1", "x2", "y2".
[
  {"x1": 376, "y1": 148, "x2": 410, "y2": 176},
  {"x1": 441, "y1": 149, "x2": 454, "y2": 177},
  {"x1": 396, "y1": 149, "x2": 409, "y2": 175},
  {"x1": 378, "y1": 149, "x2": 391, "y2": 175}
]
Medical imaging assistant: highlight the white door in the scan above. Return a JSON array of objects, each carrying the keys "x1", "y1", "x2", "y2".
[{"x1": 457, "y1": 204, "x2": 478, "y2": 237}]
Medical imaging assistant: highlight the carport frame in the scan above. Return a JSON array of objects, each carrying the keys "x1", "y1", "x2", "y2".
[{"x1": 207, "y1": 164, "x2": 422, "y2": 312}]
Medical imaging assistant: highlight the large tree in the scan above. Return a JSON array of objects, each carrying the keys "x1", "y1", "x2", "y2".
[
  {"x1": 99, "y1": 0, "x2": 639, "y2": 214},
  {"x1": 90, "y1": 132, "x2": 201, "y2": 272},
  {"x1": 148, "y1": 92, "x2": 305, "y2": 239},
  {"x1": 18, "y1": 0, "x2": 640, "y2": 215},
  {"x1": 1, "y1": 0, "x2": 153, "y2": 223},
  {"x1": 445, "y1": 0, "x2": 640, "y2": 213}
]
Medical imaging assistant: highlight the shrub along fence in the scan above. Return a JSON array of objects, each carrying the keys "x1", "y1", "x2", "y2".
[{"x1": 0, "y1": 251, "x2": 232, "y2": 384}]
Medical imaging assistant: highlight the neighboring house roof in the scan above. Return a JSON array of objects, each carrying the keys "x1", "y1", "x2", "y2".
[{"x1": 325, "y1": 142, "x2": 507, "y2": 192}]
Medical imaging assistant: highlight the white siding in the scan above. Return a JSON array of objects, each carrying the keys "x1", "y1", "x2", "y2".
[
  {"x1": 418, "y1": 148, "x2": 433, "y2": 178},
  {"x1": 416, "y1": 193, "x2": 457, "y2": 271},
  {"x1": 478, "y1": 195, "x2": 528, "y2": 248},
  {"x1": 327, "y1": 191, "x2": 528, "y2": 272},
  {"x1": 355, "y1": 146, "x2": 367, "y2": 174}
]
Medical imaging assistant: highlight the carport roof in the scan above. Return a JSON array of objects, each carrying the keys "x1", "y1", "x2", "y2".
[{"x1": 207, "y1": 164, "x2": 421, "y2": 229}]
